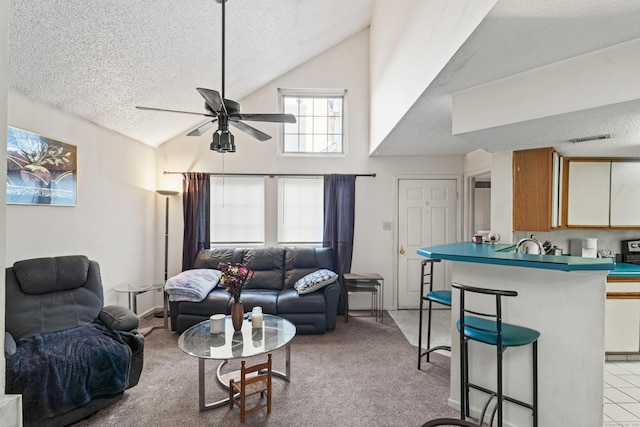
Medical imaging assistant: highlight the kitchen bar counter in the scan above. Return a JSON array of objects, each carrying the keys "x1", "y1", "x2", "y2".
[
  {"x1": 608, "y1": 262, "x2": 640, "y2": 278},
  {"x1": 418, "y1": 242, "x2": 610, "y2": 426},
  {"x1": 417, "y1": 242, "x2": 614, "y2": 271}
]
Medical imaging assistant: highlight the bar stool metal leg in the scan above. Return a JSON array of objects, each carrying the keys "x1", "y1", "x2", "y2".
[{"x1": 418, "y1": 258, "x2": 449, "y2": 369}]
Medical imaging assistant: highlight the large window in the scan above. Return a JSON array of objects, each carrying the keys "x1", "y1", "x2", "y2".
[
  {"x1": 210, "y1": 177, "x2": 265, "y2": 245},
  {"x1": 277, "y1": 177, "x2": 323, "y2": 244},
  {"x1": 279, "y1": 88, "x2": 347, "y2": 156},
  {"x1": 210, "y1": 176, "x2": 323, "y2": 246}
]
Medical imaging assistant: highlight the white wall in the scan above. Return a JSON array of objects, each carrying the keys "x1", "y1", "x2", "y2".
[
  {"x1": 157, "y1": 29, "x2": 465, "y2": 310},
  {"x1": 369, "y1": 0, "x2": 496, "y2": 153},
  {"x1": 490, "y1": 151, "x2": 513, "y2": 244},
  {"x1": 6, "y1": 90, "x2": 159, "y2": 311},
  {"x1": 463, "y1": 149, "x2": 491, "y2": 238}
]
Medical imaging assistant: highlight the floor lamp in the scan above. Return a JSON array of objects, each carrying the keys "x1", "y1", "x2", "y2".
[{"x1": 157, "y1": 189, "x2": 179, "y2": 328}]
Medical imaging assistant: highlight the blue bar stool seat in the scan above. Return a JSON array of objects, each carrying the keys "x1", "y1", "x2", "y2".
[
  {"x1": 452, "y1": 282, "x2": 539, "y2": 427},
  {"x1": 418, "y1": 258, "x2": 451, "y2": 369}
]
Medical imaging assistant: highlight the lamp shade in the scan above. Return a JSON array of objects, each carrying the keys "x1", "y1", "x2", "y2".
[{"x1": 156, "y1": 190, "x2": 179, "y2": 196}]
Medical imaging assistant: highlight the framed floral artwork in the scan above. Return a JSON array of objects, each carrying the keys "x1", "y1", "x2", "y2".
[{"x1": 6, "y1": 127, "x2": 77, "y2": 206}]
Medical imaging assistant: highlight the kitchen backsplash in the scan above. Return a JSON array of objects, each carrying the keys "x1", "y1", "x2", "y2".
[{"x1": 512, "y1": 229, "x2": 640, "y2": 258}]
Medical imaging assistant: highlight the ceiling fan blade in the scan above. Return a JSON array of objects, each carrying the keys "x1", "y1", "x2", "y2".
[
  {"x1": 232, "y1": 113, "x2": 296, "y2": 123},
  {"x1": 230, "y1": 121, "x2": 272, "y2": 141},
  {"x1": 135, "y1": 105, "x2": 213, "y2": 117},
  {"x1": 187, "y1": 119, "x2": 218, "y2": 137},
  {"x1": 196, "y1": 88, "x2": 223, "y2": 112}
]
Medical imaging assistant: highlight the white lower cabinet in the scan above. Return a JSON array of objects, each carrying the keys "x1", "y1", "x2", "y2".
[{"x1": 605, "y1": 280, "x2": 640, "y2": 353}]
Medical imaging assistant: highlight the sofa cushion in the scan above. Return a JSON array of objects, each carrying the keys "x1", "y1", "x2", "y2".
[
  {"x1": 177, "y1": 288, "x2": 231, "y2": 316},
  {"x1": 193, "y1": 248, "x2": 246, "y2": 269},
  {"x1": 294, "y1": 269, "x2": 338, "y2": 294},
  {"x1": 235, "y1": 289, "x2": 279, "y2": 314},
  {"x1": 242, "y1": 247, "x2": 285, "y2": 291},
  {"x1": 284, "y1": 247, "x2": 336, "y2": 289},
  {"x1": 165, "y1": 269, "x2": 221, "y2": 302},
  {"x1": 277, "y1": 288, "x2": 326, "y2": 314}
]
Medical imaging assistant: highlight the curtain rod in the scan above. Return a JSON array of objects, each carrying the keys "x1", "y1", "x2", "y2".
[{"x1": 163, "y1": 171, "x2": 376, "y2": 178}]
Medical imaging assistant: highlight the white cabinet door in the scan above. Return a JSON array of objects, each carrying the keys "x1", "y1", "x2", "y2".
[
  {"x1": 610, "y1": 161, "x2": 640, "y2": 226},
  {"x1": 605, "y1": 281, "x2": 640, "y2": 353},
  {"x1": 567, "y1": 161, "x2": 611, "y2": 226}
]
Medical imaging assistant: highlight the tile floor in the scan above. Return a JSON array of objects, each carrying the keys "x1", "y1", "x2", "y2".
[
  {"x1": 388, "y1": 309, "x2": 640, "y2": 427},
  {"x1": 604, "y1": 362, "x2": 640, "y2": 426}
]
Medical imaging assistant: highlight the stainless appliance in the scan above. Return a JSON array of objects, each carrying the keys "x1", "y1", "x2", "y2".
[{"x1": 621, "y1": 238, "x2": 640, "y2": 264}]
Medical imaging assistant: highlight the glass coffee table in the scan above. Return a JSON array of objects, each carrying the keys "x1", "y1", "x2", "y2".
[{"x1": 178, "y1": 314, "x2": 296, "y2": 411}]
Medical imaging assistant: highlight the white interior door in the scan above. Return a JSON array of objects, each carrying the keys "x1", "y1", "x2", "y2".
[{"x1": 398, "y1": 179, "x2": 457, "y2": 308}]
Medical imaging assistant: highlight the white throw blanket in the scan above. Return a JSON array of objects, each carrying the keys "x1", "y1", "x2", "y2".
[{"x1": 164, "y1": 269, "x2": 221, "y2": 302}]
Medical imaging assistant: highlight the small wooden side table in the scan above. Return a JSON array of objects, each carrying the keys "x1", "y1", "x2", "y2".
[{"x1": 343, "y1": 273, "x2": 384, "y2": 323}]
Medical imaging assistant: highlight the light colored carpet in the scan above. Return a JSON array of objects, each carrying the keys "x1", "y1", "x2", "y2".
[{"x1": 75, "y1": 312, "x2": 458, "y2": 426}]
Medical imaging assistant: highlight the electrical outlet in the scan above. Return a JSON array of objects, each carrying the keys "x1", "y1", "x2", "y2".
[{"x1": 382, "y1": 221, "x2": 392, "y2": 231}]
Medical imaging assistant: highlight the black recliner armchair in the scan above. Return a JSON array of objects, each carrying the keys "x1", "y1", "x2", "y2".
[{"x1": 4, "y1": 255, "x2": 144, "y2": 426}]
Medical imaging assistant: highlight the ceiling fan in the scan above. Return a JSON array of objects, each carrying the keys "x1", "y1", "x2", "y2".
[{"x1": 135, "y1": 0, "x2": 296, "y2": 153}]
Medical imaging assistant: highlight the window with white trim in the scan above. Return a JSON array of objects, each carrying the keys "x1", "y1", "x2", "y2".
[
  {"x1": 209, "y1": 176, "x2": 324, "y2": 247},
  {"x1": 277, "y1": 177, "x2": 324, "y2": 245},
  {"x1": 210, "y1": 177, "x2": 265, "y2": 245},
  {"x1": 279, "y1": 88, "x2": 347, "y2": 156}
]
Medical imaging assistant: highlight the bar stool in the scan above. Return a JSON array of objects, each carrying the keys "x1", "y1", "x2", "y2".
[
  {"x1": 452, "y1": 282, "x2": 539, "y2": 427},
  {"x1": 418, "y1": 258, "x2": 450, "y2": 369}
]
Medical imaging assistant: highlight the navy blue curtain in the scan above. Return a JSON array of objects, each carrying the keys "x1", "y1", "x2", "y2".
[
  {"x1": 182, "y1": 173, "x2": 210, "y2": 270},
  {"x1": 323, "y1": 174, "x2": 356, "y2": 314}
]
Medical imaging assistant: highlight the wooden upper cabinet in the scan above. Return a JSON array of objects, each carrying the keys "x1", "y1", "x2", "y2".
[{"x1": 513, "y1": 147, "x2": 556, "y2": 231}]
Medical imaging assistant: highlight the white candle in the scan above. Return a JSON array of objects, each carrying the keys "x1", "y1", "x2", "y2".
[
  {"x1": 210, "y1": 314, "x2": 225, "y2": 333},
  {"x1": 251, "y1": 307, "x2": 263, "y2": 328}
]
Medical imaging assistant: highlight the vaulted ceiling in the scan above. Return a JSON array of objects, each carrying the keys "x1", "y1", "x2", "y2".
[{"x1": 8, "y1": 0, "x2": 640, "y2": 157}]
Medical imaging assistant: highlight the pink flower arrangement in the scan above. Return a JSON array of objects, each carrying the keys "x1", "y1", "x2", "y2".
[{"x1": 217, "y1": 262, "x2": 254, "y2": 303}]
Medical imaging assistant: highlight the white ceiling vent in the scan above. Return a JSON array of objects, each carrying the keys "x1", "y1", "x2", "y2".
[{"x1": 568, "y1": 134, "x2": 611, "y2": 143}]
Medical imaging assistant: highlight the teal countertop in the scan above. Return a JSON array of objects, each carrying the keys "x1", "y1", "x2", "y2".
[
  {"x1": 417, "y1": 242, "x2": 615, "y2": 272},
  {"x1": 608, "y1": 262, "x2": 640, "y2": 278}
]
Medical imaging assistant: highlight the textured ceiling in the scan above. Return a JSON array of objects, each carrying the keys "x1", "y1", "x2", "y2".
[
  {"x1": 373, "y1": 0, "x2": 640, "y2": 157},
  {"x1": 8, "y1": 0, "x2": 640, "y2": 157},
  {"x1": 8, "y1": 0, "x2": 375, "y2": 147}
]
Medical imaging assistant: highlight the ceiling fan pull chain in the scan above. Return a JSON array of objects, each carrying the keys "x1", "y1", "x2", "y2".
[{"x1": 221, "y1": 153, "x2": 226, "y2": 207}]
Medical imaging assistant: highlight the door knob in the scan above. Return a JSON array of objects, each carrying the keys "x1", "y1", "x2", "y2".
[{"x1": 399, "y1": 245, "x2": 405, "y2": 255}]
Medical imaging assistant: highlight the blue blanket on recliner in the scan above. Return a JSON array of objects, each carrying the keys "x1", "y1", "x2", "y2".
[{"x1": 6, "y1": 321, "x2": 131, "y2": 423}]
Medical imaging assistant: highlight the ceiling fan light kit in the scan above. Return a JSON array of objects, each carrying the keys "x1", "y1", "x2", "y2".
[
  {"x1": 211, "y1": 130, "x2": 236, "y2": 153},
  {"x1": 135, "y1": 0, "x2": 295, "y2": 153}
]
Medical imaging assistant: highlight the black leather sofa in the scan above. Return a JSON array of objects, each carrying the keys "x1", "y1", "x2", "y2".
[
  {"x1": 170, "y1": 246, "x2": 340, "y2": 334},
  {"x1": 4, "y1": 255, "x2": 144, "y2": 427}
]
